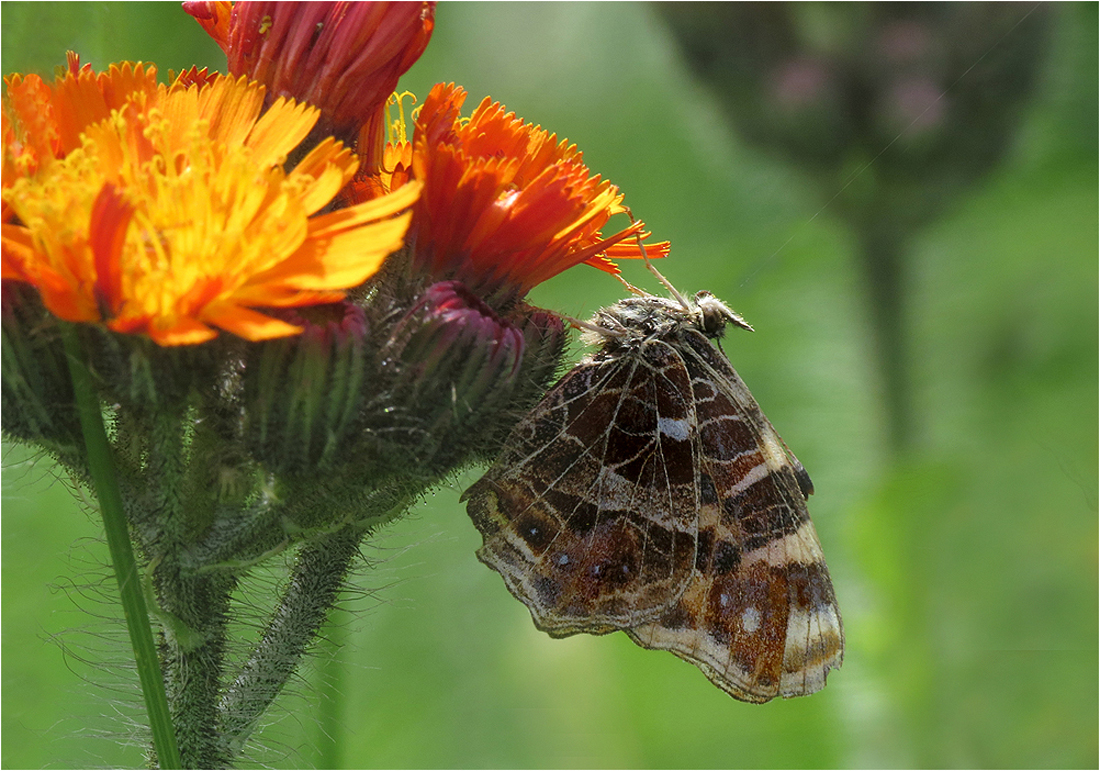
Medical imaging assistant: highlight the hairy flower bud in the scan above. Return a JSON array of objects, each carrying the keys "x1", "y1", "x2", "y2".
[
  {"x1": 363, "y1": 280, "x2": 567, "y2": 481},
  {"x1": 240, "y1": 302, "x2": 369, "y2": 475},
  {"x1": 185, "y1": 1, "x2": 435, "y2": 152},
  {"x1": 0, "y1": 283, "x2": 80, "y2": 455}
]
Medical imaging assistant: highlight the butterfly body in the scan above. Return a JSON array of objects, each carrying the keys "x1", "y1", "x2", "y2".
[{"x1": 463, "y1": 287, "x2": 842, "y2": 702}]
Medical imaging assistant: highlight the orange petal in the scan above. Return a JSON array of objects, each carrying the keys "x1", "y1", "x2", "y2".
[
  {"x1": 246, "y1": 97, "x2": 321, "y2": 168},
  {"x1": 182, "y1": 1, "x2": 234, "y2": 52},
  {"x1": 201, "y1": 302, "x2": 303, "y2": 342},
  {"x1": 89, "y1": 184, "x2": 134, "y2": 318}
]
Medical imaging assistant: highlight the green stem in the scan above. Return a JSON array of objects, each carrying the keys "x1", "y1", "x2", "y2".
[
  {"x1": 137, "y1": 401, "x2": 235, "y2": 768},
  {"x1": 218, "y1": 524, "x2": 365, "y2": 762},
  {"x1": 314, "y1": 608, "x2": 350, "y2": 769},
  {"x1": 62, "y1": 325, "x2": 182, "y2": 769},
  {"x1": 157, "y1": 570, "x2": 234, "y2": 769}
]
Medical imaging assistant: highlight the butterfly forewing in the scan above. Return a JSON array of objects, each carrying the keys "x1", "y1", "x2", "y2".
[{"x1": 464, "y1": 339, "x2": 700, "y2": 636}]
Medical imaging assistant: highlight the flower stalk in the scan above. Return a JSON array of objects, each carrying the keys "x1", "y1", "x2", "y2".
[
  {"x1": 60, "y1": 324, "x2": 182, "y2": 770},
  {"x1": 218, "y1": 523, "x2": 369, "y2": 759}
]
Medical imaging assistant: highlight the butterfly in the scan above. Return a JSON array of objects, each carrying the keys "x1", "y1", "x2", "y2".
[{"x1": 462, "y1": 266, "x2": 842, "y2": 702}]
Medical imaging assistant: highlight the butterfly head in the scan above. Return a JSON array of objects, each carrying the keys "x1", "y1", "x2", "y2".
[{"x1": 694, "y1": 290, "x2": 754, "y2": 337}]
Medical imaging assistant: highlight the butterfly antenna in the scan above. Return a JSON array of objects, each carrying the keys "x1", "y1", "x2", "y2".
[
  {"x1": 633, "y1": 230, "x2": 691, "y2": 311},
  {"x1": 619, "y1": 206, "x2": 689, "y2": 308}
]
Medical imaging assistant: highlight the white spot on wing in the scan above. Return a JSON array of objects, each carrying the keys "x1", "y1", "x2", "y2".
[
  {"x1": 741, "y1": 520, "x2": 824, "y2": 567},
  {"x1": 741, "y1": 606, "x2": 761, "y2": 633},
  {"x1": 759, "y1": 429, "x2": 789, "y2": 471},
  {"x1": 657, "y1": 416, "x2": 690, "y2": 441}
]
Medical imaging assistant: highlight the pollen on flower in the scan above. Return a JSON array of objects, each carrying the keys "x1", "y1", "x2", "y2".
[{"x1": 2, "y1": 64, "x2": 420, "y2": 346}]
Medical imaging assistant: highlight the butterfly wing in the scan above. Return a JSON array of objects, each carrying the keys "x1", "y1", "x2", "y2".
[
  {"x1": 626, "y1": 329, "x2": 843, "y2": 702},
  {"x1": 464, "y1": 339, "x2": 700, "y2": 636}
]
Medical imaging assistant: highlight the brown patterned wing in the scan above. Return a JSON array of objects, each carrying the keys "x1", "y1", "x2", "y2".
[
  {"x1": 627, "y1": 330, "x2": 843, "y2": 702},
  {"x1": 463, "y1": 340, "x2": 700, "y2": 636}
]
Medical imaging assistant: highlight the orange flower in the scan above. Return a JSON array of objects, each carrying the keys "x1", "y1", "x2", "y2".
[
  {"x1": 407, "y1": 83, "x2": 669, "y2": 300},
  {"x1": 2, "y1": 63, "x2": 419, "y2": 346},
  {"x1": 185, "y1": 0, "x2": 434, "y2": 153}
]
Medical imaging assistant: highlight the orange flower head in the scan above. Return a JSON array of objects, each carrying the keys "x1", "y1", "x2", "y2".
[
  {"x1": 408, "y1": 83, "x2": 669, "y2": 301},
  {"x1": 2, "y1": 62, "x2": 420, "y2": 346},
  {"x1": 184, "y1": 0, "x2": 434, "y2": 151}
]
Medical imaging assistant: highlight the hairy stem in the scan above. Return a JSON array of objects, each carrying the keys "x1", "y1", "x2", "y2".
[
  {"x1": 157, "y1": 570, "x2": 236, "y2": 768},
  {"x1": 61, "y1": 325, "x2": 182, "y2": 769},
  {"x1": 140, "y1": 404, "x2": 236, "y2": 768},
  {"x1": 218, "y1": 524, "x2": 366, "y2": 761}
]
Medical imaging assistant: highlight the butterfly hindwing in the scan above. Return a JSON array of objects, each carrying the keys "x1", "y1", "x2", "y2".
[{"x1": 626, "y1": 328, "x2": 842, "y2": 702}]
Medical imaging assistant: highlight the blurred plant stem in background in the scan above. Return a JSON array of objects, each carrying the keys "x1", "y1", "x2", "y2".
[{"x1": 658, "y1": 3, "x2": 1051, "y2": 453}]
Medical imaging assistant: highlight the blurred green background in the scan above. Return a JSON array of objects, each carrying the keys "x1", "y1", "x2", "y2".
[{"x1": 2, "y1": 2, "x2": 1096, "y2": 768}]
